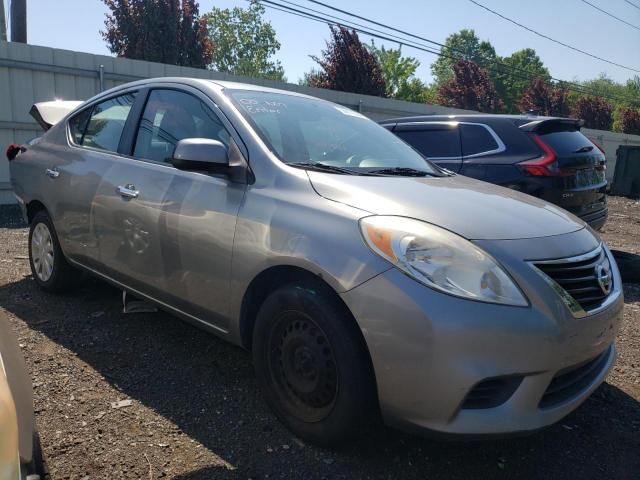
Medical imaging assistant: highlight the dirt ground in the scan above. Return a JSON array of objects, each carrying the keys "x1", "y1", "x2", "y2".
[{"x1": 0, "y1": 196, "x2": 638, "y2": 480}]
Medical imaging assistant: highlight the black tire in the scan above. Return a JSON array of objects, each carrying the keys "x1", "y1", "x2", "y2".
[
  {"x1": 611, "y1": 250, "x2": 640, "y2": 284},
  {"x1": 252, "y1": 281, "x2": 378, "y2": 448},
  {"x1": 28, "y1": 210, "x2": 75, "y2": 293}
]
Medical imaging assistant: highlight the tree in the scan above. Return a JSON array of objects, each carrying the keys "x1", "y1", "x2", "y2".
[
  {"x1": 431, "y1": 29, "x2": 497, "y2": 85},
  {"x1": 396, "y1": 78, "x2": 436, "y2": 103},
  {"x1": 438, "y1": 59, "x2": 503, "y2": 112},
  {"x1": 205, "y1": 1, "x2": 285, "y2": 81},
  {"x1": 102, "y1": 0, "x2": 212, "y2": 68},
  {"x1": 581, "y1": 74, "x2": 639, "y2": 106},
  {"x1": 617, "y1": 107, "x2": 640, "y2": 135},
  {"x1": 308, "y1": 26, "x2": 386, "y2": 97},
  {"x1": 368, "y1": 41, "x2": 421, "y2": 99},
  {"x1": 572, "y1": 96, "x2": 614, "y2": 130},
  {"x1": 495, "y1": 49, "x2": 550, "y2": 112},
  {"x1": 518, "y1": 78, "x2": 568, "y2": 116}
]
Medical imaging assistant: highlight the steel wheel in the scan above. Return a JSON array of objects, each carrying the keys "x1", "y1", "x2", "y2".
[
  {"x1": 268, "y1": 311, "x2": 339, "y2": 422},
  {"x1": 31, "y1": 222, "x2": 55, "y2": 282}
]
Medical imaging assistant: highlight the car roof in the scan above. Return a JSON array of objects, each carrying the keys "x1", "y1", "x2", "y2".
[
  {"x1": 92, "y1": 77, "x2": 319, "y2": 102},
  {"x1": 379, "y1": 114, "x2": 569, "y2": 125}
]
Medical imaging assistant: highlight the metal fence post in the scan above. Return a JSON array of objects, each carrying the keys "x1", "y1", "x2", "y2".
[{"x1": 99, "y1": 65, "x2": 105, "y2": 92}]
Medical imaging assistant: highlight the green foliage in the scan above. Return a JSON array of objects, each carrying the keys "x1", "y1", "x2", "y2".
[
  {"x1": 101, "y1": 0, "x2": 213, "y2": 68},
  {"x1": 579, "y1": 74, "x2": 638, "y2": 106},
  {"x1": 205, "y1": 1, "x2": 285, "y2": 81},
  {"x1": 495, "y1": 49, "x2": 550, "y2": 112},
  {"x1": 438, "y1": 59, "x2": 503, "y2": 113},
  {"x1": 308, "y1": 26, "x2": 386, "y2": 97},
  {"x1": 431, "y1": 29, "x2": 497, "y2": 85},
  {"x1": 368, "y1": 41, "x2": 422, "y2": 99}
]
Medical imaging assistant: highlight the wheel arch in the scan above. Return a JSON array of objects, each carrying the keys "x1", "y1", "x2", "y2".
[
  {"x1": 25, "y1": 200, "x2": 48, "y2": 224},
  {"x1": 238, "y1": 265, "x2": 370, "y2": 358}
]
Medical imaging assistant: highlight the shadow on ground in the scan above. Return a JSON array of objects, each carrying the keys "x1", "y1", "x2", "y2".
[{"x1": 1, "y1": 275, "x2": 639, "y2": 480}]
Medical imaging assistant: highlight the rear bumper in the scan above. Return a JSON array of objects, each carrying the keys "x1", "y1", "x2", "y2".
[{"x1": 578, "y1": 207, "x2": 608, "y2": 230}]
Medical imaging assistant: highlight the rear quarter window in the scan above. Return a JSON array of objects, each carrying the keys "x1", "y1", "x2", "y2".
[
  {"x1": 68, "y1": 108, "x2": 92, "y2": 145},
  {"x1": 460, "y1": 124, "x2": 499, "y2": 156}
]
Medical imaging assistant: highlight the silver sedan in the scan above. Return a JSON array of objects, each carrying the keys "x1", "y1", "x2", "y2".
[{"x1": 8, "y1": 78, "x2": 623, "y2": 447}]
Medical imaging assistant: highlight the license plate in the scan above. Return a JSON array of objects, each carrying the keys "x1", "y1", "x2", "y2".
[{"x1": 574, "y1": 168, "x2": 605, "y2": 187}]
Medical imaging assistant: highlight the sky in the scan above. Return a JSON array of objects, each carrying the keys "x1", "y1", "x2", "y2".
[{"x1": 16, "y1": 0, "x2": 640, "y2": 85}]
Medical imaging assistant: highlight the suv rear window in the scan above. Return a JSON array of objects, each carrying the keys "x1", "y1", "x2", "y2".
[
  {"x1": 539, "y1": 129, "x2": 596, "y2": 156},
  {"x1": 460, "y1": 124, "x2": 499, "y2": 156}
]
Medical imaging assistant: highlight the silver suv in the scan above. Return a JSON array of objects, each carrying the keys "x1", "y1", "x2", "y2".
[{"x1": 8, "y1": 78, "x2": 623, "y2": 447}]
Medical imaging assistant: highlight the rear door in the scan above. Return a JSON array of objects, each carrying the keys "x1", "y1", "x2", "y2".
[
  {"x1": 52, "y1": 91, "x2": 138, "y2": 266},
  {"x1": 393, "y1": 122, "x2": 463, "y2": 172}
]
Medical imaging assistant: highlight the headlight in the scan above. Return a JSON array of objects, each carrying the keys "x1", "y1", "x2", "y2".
[{"x1": 360, "y1": 216, "x2": 528, "y2": 306}]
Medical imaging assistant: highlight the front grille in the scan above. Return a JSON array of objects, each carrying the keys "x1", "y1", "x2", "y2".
[
  {"x1": 461, "y1": 376, "x2": 523, "y2": 410},
  {"x1": 534, "y1": 247, "x2": 612, "y2": 312},
  {"x1": 539, "y1": 347, "x2": 610, "y2": 409}
]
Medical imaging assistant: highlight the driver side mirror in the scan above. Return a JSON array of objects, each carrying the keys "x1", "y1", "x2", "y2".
[{"x1": 170, "y1": 138, "x2": 229, "y2": 173}]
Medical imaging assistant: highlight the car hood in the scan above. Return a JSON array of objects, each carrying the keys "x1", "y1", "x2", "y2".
[{"x1": 307, "y1": 172, "x2": 585, "y2": 240}]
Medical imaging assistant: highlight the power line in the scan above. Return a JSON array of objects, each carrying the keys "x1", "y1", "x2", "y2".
[
  {"x1": 624, "y1": 0, "x2": 640, "y2": 11},
  {"x1": 467, "y1": 0, "x2": 640, "y2": 74},
  {"x1": 580, "y1": 0, "x2": 640, "y2": 30},
  {"x1": 299, "y1": 0, "x2": 640, "y2": 103},
  {"x1": 258, "y1": 0, "x2": 640, "y2": 105}
]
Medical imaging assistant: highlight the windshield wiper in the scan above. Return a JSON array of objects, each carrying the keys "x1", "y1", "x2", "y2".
[
  {"x1": 288, "y1": 162, "x2": 366, "y2": 175},
  {"x1": 366, "y1": 167, "x2": 441, "y2": 177}
]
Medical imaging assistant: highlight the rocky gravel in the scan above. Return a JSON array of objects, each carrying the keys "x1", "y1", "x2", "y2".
[{"x1": 0, "y1": 197, "x2": 639, "y2": 480}]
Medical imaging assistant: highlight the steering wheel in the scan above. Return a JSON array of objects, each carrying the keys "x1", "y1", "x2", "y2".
[{"x1": 345, "y1": 154, "x2": 371, "y2": 166}]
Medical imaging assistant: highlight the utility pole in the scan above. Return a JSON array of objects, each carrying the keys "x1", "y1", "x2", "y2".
[
  {"x1": 10, "y1": 0, "x2": 26, "y2": 43},
  {"x1": 0, "y1": 0, "x2": 7, "y2": 41}
]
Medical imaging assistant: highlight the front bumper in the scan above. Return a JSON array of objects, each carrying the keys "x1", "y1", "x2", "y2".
[{"x1": 341, "y1": 233, "x2": 624, "y2": 436}]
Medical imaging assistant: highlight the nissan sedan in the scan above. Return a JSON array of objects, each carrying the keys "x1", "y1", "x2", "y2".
[{"x1": 7, "y1": 78, "x2": 623, "y2": 447}]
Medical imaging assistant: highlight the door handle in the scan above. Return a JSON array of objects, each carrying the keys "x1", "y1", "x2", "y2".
[
  {"x1": 45, "y1": 168, "x2": 60, "y2": 179},
  {"x1": 116, "y1": 184, "x2": 139, "y2": 199}
]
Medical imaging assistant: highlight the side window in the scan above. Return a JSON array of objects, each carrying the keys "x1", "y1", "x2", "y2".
[
  {"x1": 78, "y1": 93, "x2": 137, "y2": 152},
  {"x1": 133, "y1": 89, "x2": 231, "y2": 163},
  {"x1": 460, "y1": 124, "x2": 499, "y2": 157},
  {"x1": 395, "y1": 126, "x2": 461, "y2": 158}
]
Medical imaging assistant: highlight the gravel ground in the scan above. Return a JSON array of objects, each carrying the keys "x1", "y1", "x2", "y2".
[{"x1": 0, "y1": 196, "x2": 639, "y2": 480}]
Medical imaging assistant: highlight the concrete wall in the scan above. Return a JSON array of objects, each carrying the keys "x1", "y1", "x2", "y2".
[{"x1": 2, "y1": 40, "x2": 639, "y2": 203}]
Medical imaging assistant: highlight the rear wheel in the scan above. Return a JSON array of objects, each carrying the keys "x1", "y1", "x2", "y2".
[
  {"x1": 28, "y1": 211, "x2": 75, "y2": 293},
  {"x1": 252, "y1": 282, "x2": 377, "y2": 448}
]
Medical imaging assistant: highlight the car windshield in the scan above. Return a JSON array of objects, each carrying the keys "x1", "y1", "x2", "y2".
[{"x1": 226, "y1": 90, "x2": 443, "y2": 176}]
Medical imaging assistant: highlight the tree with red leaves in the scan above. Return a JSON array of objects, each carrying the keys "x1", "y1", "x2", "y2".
[
  {"x1": 308, "y1": 26, "x2": 386, "y2": 97},
  {"x1": 102, "y1": 0, "x2": 213, "y2": 68},
  {"x1": 617, "y1": 107, "x2": 640, "y2": 135},
  {"x1": 437, "y1": 59, "x2": 503, "y2": 113},
  {"x1": 517, "y1": 78, "x2": 568, "y2": 117},
  {"x1": 572, "y1": 96, "x2": 613, "y2": 130}
]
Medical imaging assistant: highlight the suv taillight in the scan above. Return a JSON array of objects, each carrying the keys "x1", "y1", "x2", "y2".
[{"x1": 519, "y1": 134, "x2": 567, "y2": 176}]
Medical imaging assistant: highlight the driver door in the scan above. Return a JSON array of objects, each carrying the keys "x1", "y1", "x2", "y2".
[{"x1": 92, "y1": 87, "x2": 246, "y2": 329}]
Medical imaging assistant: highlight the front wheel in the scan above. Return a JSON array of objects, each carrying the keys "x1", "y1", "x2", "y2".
[
  {"x1": 252, "y1": 282, "x2": 378, "y2": 447},
  {"x1": 28, "y1": 210, "x2": 75, "y2": 293}
]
